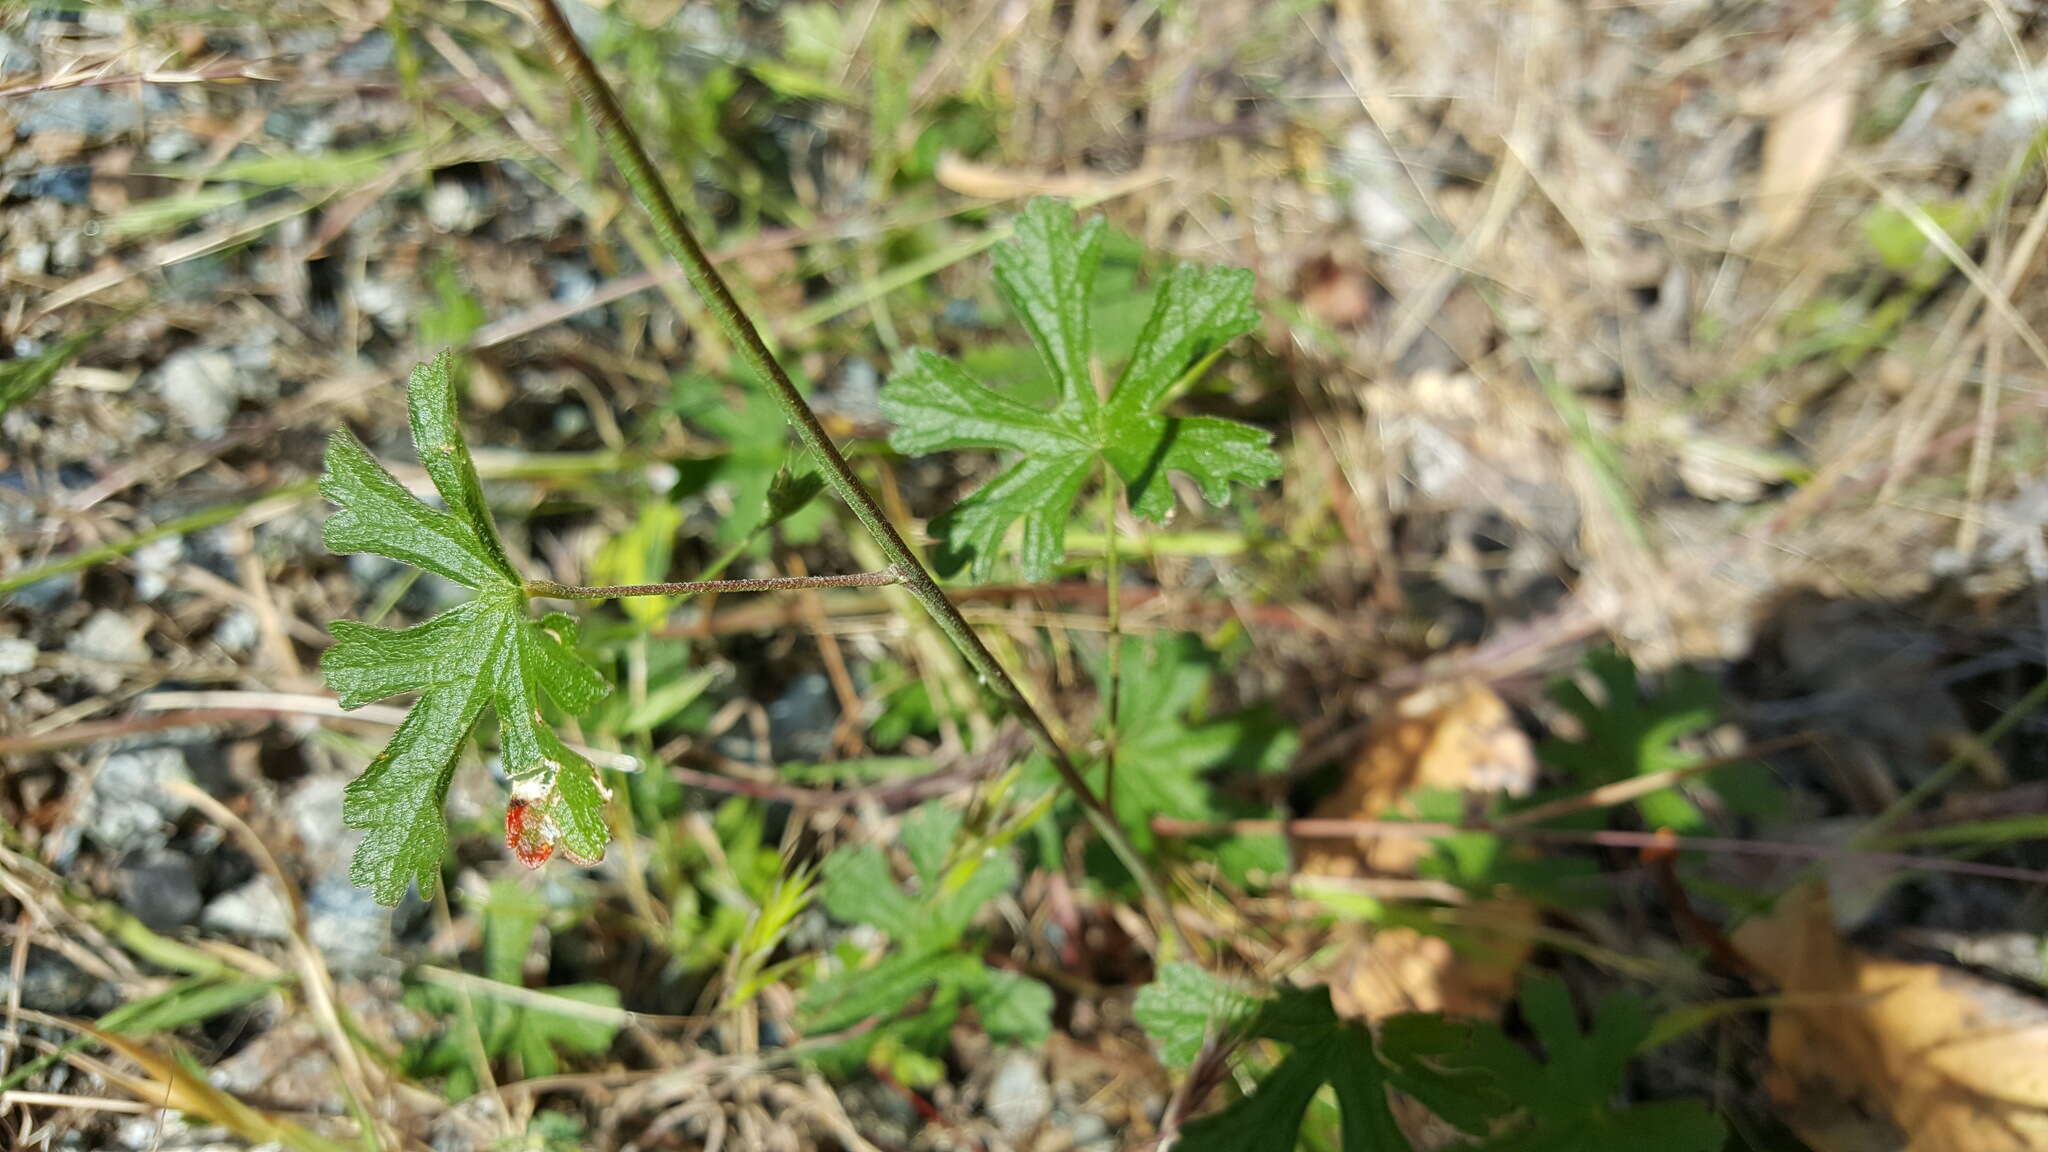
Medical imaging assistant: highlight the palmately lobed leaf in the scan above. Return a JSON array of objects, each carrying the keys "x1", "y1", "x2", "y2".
[
  {"x1": 1134, "y1": 963, "x2": 1257, "y2": 1068},
  {"x1": 881, "y1": 199, "x2": 1281, "y2": 582},
  {"x1": 801, "y1": 800, "x2": 1052, "y2": 1068},
  {"x1": 1176, "y1": 987, "x2": 1409, "y2": 1152},
  {"x1": 320, "y1": 352, "x2": 613, "y2": 905}
]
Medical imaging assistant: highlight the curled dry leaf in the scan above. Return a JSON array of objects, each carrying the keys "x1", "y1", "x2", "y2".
[
  {"x1": 1294, "y1": 681, "x2": 1538, "y2": 1020},
  {"x1": 932, "y1": 154, "x2": 1134, "y2": 200},
  {"x1": 1735, "y1": 882, "x2": 2048, "y2": 1152},
  {"x1": 1750, "y1": 29, "x2": 1860, "y2": 247}
]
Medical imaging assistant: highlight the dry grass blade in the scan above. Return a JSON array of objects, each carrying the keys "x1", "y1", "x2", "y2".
[{"x1": 15, "y1": 1010, "x2": 353, "y2": 1152}]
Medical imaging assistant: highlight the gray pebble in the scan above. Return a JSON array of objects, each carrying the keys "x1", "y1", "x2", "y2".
[
  {"x1": 75, "y1": 746, "x2": 191, "y2": 854},
  {"x1": 768, "y1": 672, "x2": 837, "y2": 762},
  {"x1": 0, "y1": 951, "x2": 100, "y2": 1015},
  {"x1": 12, "y1": 87, "x2": 142, "y2": 140},
  {"x1": 131, "y1": 534, "x2": 185, "y2": 601},
  {"x1": 306, "y1": 874, "x2": 389, "y2": 972},
  {"x1": 212, "y1": 608, "x2": 261, "y2": 654},
  {"x1": 202, "y1": 876, "x2": 294, "y2": 941},
  {"x1": 115, "y1": 850, "x2": 204, "y2": 933}
]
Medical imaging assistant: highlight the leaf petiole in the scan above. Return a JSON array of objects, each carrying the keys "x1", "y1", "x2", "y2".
[{"x1": 523, "y1": 570, "x2": 902, "y2": 601}]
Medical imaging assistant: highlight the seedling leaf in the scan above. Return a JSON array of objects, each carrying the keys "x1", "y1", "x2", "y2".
[
  {"x1": 320, "y1": 352, "x2": 612, "y2": 904},
  {"x1": 882, "y1": 199, "x2": 1278, "y2": 581},
  {"x1": 1084, "y1": 636, "x2": 1294, "y2": 881}
]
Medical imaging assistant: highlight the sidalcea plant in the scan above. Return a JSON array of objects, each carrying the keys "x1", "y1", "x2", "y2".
[{"x1": 881, "y1": 199, "x2": 1281, "y2": 581}]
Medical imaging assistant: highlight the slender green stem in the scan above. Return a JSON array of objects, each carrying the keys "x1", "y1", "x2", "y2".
[
  {"x1": 525, "y1": 0, "x2": 1186, "y2": 956},
  {"x1": 1847, "y1": 673, "x2": 2048, "y2": 849},
  {"x1": 1100, "y1": 472, "x2": 1123, "y2": 815},
  {"x1": 525, "y1": 571, "x2": 901, "y2": 600}
]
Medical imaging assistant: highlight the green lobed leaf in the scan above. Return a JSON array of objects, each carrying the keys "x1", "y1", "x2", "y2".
[
  {"x1": 900, "y1": 803, "x2": 960, "y2": 889},
  {"x1": 802, "y1": 801, "x2": 1052, "y2": 1070},
  {"x1": 966, "y1": 967, "x2": 1053, "y2": 1046},
  {"x1": 1378, "y1": 974, "x2": 1727, "y2": 1152},
  {"x1": 320, "y1": 352, "x2": 613, "y2": 904},
  {"x1": 798, "y1": 951, "x2": 977, "y2": 1043},
  {"x1": 1089, "y1": 635, "x2": 1294, "y2": 880},
  {"x1": 882, "y1": 199, "x2": 1279, "y2": 582},
  {"x1": 1538, "y1": 649, "x2": 1778, "y2": 833},
  {"x1": 1134, "y1": 963, "x2": 1257, "y2": 1068},
  {"x1": 1177, "y1": 987, "x2": 1410, "y2": 1152},
  {"x1": 818, "y1": 845, "x2": 922, "y2": 941},
  {"x1": 404, "y1": 979, "x2": 620, "y2": 1099},
  {"x1": 1185, "y1": 976, "x2": 1726, "y2": 1152},
  {"x1": 922, "y1": 851, "x2": 1016, "y2": 951}
]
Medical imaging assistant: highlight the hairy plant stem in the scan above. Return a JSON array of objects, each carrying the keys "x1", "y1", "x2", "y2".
[
  {"x1": 1100, "y1": 471, "x2": 1123, "y2": 814},
  {"x1": 525, "y1": 571, "x2": 901, "y2": 600},
  {"x1": 526, "y1": 0, "x2": 1188, "y2": 956}
]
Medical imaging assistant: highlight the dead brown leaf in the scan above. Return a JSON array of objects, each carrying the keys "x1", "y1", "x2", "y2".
[
  {"x1": 1298, "y1": 680, "x2": 1536, "y2": 877},
  {"x1": 933, "y1": 155, "x2": 1135, "y2": 201},
  {"x1": 1294, "y1": 681, "x2": 1538, "y2": 1020},
  {"x1": 1751, "y1": 31, "x2": 1860, "y2": 247},
  {"x1": 1735, "y1": 883, "x2": 2048, "y2": 1152}
]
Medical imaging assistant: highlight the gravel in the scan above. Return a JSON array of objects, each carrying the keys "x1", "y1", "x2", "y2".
[
  {"x1": 305, "y1": 874, "x2": 390, "y2": 972},
  {"x1": 67, "y1": 608, "x2": 150, "y2": 691},
  {"x1": 11, "y1": 87, "x2": 143, "y2": 140},
  {"x1": 114, "y1": 850, "x2": 204, "y2": 933},
  {"x1": 74, "y1": 746, "x2": 192, "y2": 855},
  {"x1": 0, "y1": 637, "x2": 35, "y2": 675},
  {"x1": 131, "y1": 534, "x2": 185, "y2": 601},
  {"x1": 211, "y1": 608, "x2": 261, "y2": 653},
  {"x1": 986, "y1": 1051, "x2": 1053, "y2": 1136},
  {"x1": 767, "y1": 672, "x2": 837, "y2": 762},
  {"x1": 151, "y1": 347, "x2": 245, "y2": 438},
  {"x1": 202, "y1": 876, "x2": 294, "y2": 941},
  {"x1": 0, "y1": 951, "x2": 101, "y2": 1015},
  {"x1": 285, "y1": 775, "x2": 357, "y2": 872}
]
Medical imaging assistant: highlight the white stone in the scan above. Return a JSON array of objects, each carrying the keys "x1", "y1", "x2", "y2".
[
  {"x1": 286, "y1": 776, "x2": 358, "y2": 870},
  {"x1": 201, "y1": 877, "x2": 293, "y2": 941},
  {"x1": 13, "y1": 240, "x2": 48, "y2": 277},
  {"x1": 212, "y1": 608, "x2": 260, "y2": 654},
  {"x1": 426, "y1": 180, "x2": 480, "y2": 232},
  {"x1": 350, "y1": 280, "x2": 410, "y2": 331},
  {"x1": 0, "y1": 637, "x2": 35, "y2": 676},
  {"x1": 986, "y1": 1052, "x2": 1052, "y2": 1136},
  {"x1": 68, "y1": 608, "x2": 148, "y2": 666},
  {"x1": 152, "y1": 348, "x2": 243, "y2": 437},
  {"x1": 132, "y1": 534, "x2": 184, "y2": 601}
]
